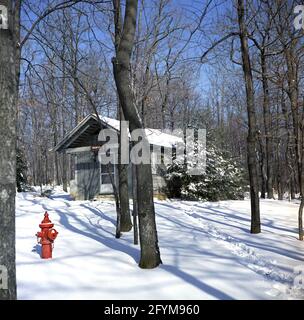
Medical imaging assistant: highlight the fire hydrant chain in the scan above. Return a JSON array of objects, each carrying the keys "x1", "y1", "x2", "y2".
[{"x1": 36, "y1": 212, "x2": 58, "y2": 259}]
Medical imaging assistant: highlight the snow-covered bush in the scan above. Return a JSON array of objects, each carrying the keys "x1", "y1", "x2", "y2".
[{"x1": 165, "y1": 145, "x2": 246, "y2": 201}]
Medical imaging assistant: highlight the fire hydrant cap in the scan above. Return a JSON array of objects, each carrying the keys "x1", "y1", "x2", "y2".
[
  {"x1": 39, "y1": 212, "x2": 54, "y2": 228},
  {"x1": 41, "y1": 212, "x2": 51, "y2": 224}
]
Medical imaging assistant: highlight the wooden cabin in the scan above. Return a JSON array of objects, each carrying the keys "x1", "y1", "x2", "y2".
[{"x1": 53, "y1": 114, "x2": 183, "y2": 200}]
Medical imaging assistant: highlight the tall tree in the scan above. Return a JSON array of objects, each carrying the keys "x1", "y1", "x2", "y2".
[
  {"x1": 118, "y1": 108, "x2": 133, "y2": 232},
  {"x1": 111, "y1": 1, "x2": 132, "y2": 233},
  {"x1": 112, "y1": 0, "x2": 162, "y2": 268},
  {"x1": 237, "y1": 0, "x2": 261, "y2": 234},
  {"x1": 0, "y1": 0, "x2": 21, "y2": 300}
]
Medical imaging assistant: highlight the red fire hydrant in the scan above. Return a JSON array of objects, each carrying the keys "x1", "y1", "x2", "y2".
[{"x1": 36, "y1": 212, "x2": 58, "y2": 259}]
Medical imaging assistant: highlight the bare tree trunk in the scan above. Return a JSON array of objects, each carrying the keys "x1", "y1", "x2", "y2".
[
  {"x1": 258, "y1": 134, "x2": 266, "y2": 199},
  {"x1": 237, "y1": 0, "x2": 261, "y2": 234},
  {"x1": 284, "y1": 44, "x2": 303, "y2": 240},
  {"x1": 132, "y1": 160, "x2": 139, "y2": 245},
  {"x1": 118, "y1": 107, "x2": 132, "y2": 232},
  {"x1": 62, "y1": 153, "x2": 68, "y2": 192},
  {"x1": 0, "y1": 0, "x2": 20, "y2": 300},
  {"x1": 161, "y1": 77, "x2": 170, "y2": 130},
  {"x1": 61, "y1": 43, "x2": 68, "y2": 192},
  {"x1": 290, "y1": 180, "x2": 296, "y2": 199},
  {"x1": 299, "y1": 198, "x2": 304, "y2": 240},
  {"x1": 261, "y1": 52, "x2": 273, "y2": 199},
  {"x1": 73, "y1": 68, "x2": 80, "y2": 125},
  {"x1": 115, "y1": 201, "x2": 121, "y2": 238},
  {"x1": 109, "y1": 164, "x2": 121, "y2": 238},
  {"x1": 112, "y1": 0, "x2": 161, "y2": 268},
  {"x1": 53, "y1": 136, "x2": 60, "y2": 185},
  {"x1": 298, "y1": 98, "x2": 304, "y2": 240},
  {"x1": 281, "y1": 85, "x2": 295, "y2": 200}
]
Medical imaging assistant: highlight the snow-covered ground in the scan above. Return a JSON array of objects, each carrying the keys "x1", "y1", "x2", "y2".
[{"x1": 16, "y1": 188, "x2": 304, "y2": 300}]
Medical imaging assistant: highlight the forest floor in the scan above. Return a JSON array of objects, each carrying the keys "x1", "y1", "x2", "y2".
[{"x1": 16, "y1": 187, "x2": 304, "y2": 300}]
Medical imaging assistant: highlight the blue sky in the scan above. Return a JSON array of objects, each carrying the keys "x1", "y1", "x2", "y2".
[{"x1": 19, "y1": 0, "x2": 238, "y2": 103}]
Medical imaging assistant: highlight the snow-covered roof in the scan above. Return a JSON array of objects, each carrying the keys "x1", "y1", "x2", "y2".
[
  {"x1": 53, "y1": 114, "x2": 183, "y2": 152},
  {"x1": 99, "y1": 115, "x2": 183, "y2": 148},
  {"x1": 99, "y1": 116, "x2": 121, "y2": 131}
]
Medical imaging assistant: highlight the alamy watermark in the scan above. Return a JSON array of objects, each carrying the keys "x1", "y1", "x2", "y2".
[
  {"x1": 0, "y1": 5, "x2": 8, "y2": 30},
  {"x1": 294, "y1": 5, "x2": 304, "y2": 30},
  {"x1": 0, "y1": 265, "x2": 8, "y2": 290},
  {"x1": 97, "y1": 122, "x2": 206, "y2": 175}
]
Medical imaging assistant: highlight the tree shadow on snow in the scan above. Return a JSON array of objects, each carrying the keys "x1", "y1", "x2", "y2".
[
  {"x1": 161, "y1": 265, "x2": 234, "y2": 300},
  {"x1": 34, "y1": 199, "x2": 245, "y2": 299},
  {"x1": 50, "y1": 194, "x2": 74, "y2": 202},
  {"x1": 56, "y1": 209, "x2": 140, "y2": 264},
  {"x1": 55, "y1": 206, "x2": 234, "y2": 298},
  {"x1": 80, "y1": 204, "x2": 116, "y2": 226}
]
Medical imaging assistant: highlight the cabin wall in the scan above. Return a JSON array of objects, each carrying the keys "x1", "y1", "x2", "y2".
[
  {"x1": 75, "y1": 151, "x2": 100, "y2": 200},
  {"x1": 70, "y1": 148, "x2": 168, "y2": 200}
]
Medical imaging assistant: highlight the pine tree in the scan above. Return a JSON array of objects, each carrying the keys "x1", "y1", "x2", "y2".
[
  {"x1": 165, "y1": 144, "x2": 246, "y2": 201},
  {"x1": 16, "y1": 147, "x2": 28, "y2": 192}
]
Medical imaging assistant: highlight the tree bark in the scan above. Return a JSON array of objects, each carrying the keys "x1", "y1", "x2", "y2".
[
  {"x1": 53, "y1": 132, "x2": 60, "y2": 185},
  {"x1": 298, "y1": 97, "x2": 304, "y2": 240},
  {"x1": 132, "y1": 158, "x2": 139, "y2": 245},
  {"x1": 237, "y1": 0, "x2": 261, "y2": 234},
  {"x1": 62, "y1": 153, "x2": 68, "y2": 192},
  {"x1": 118, "y1": 107, "x2": 132, "y2": 232},
  {"x1": 61, "y1": 51, "x2": 68, "y2": 193},
  {"x1": 0, "y1": 0, "x2": 20, "y2": 300},
  {"x1": 299, "y1": 198, "x2": 304, "y2": 240},
  {"x1": 258, "y1": 134, "x2": 266, "y2": 199},
  {"x1": 110, "y1": 164, "x2": 121, "y2": 239},
  {"x1": 284, "y1": 43, "x2": 303, "y2": 240},
  {"x1": 261, "y1": 52, "x2": 273, "y2": 199},
  {"x1": 112, "y1": 0, "x2": 161, "y2": 268}
]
